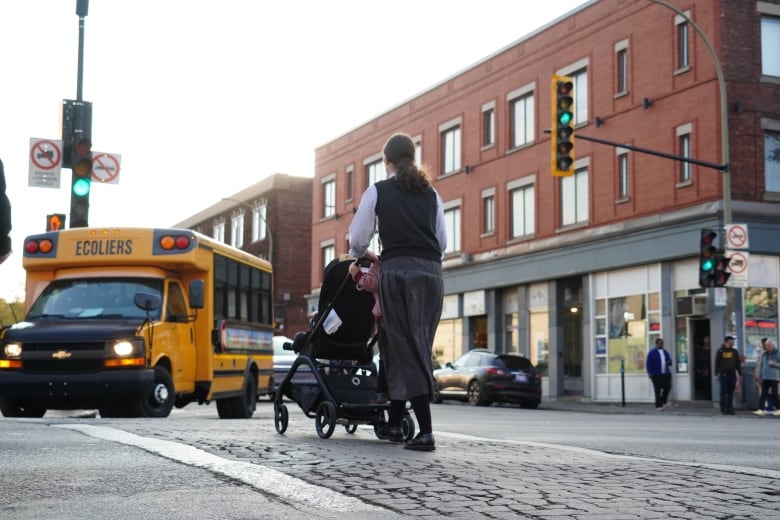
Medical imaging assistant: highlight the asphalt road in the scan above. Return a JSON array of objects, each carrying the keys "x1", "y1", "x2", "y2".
[{"x1": 2, "y1": 400, "x2": 779, "y2": 519}]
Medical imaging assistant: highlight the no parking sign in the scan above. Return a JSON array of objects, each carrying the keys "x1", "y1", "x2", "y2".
[{"x1": 91, "y1": 152, "x2": 121, "y2": 184}]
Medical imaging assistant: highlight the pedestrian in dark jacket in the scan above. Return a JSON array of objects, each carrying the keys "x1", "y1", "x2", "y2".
[
  {"x1": 646, "y1": 338, "x2": 672, "y2": 410},
  {"x1": 0, "y1": 158, "x2": 11, "y2": 265},
  {"x1": 714, "y1": 336, "x2": 742, "y2": 415}
]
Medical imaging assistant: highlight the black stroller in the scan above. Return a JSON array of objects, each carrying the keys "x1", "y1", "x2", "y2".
[{"x1": 273, "y1": 257, "x2": 415, "y2": 440}]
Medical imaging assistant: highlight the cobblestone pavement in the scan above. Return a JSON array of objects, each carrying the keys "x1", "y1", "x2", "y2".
[{"x1": 93, "y1": 403, "x2": 780, "y2": 520}]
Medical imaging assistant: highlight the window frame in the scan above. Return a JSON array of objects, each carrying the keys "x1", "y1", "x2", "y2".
[{"x1": 439, "y1": 117, "x2": 462, "y2": 176}]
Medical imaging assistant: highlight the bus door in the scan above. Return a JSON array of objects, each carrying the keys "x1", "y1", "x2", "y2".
[{"x1": 157, "y1": 281, "x2": 197, "y2": 393}]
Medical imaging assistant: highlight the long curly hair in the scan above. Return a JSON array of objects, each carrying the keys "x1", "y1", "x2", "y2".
[{"x1": 382, "y1": 133, "x2": 430, "y2": 194}]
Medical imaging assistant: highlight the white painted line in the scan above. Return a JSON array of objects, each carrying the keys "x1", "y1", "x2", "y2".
[{"x1": 57, "y1": 424, "x2": 386, "y2": 513}]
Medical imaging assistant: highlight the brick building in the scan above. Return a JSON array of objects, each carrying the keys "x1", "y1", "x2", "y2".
[
  {"x1": 176, "y1": 173, "x2": 312, "y2": 336},
  {"x1": 311, "y1": 0, "x2": 780, "y2": 404}
]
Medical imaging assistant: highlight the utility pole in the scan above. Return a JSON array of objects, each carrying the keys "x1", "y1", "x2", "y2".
[{"x1": 63, "y1": 0, "x2": 93, "y2": 228}]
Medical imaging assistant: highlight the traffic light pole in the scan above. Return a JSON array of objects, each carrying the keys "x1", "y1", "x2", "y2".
[
  {"x1": 76, "y1": 0, "x2": 88, "y2": 101},
  {"x1": 572, "y1": 133, "x2": 726, "y2": 172}
]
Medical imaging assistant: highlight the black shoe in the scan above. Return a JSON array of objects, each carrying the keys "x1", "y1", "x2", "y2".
[
  {"x1": 369, "y1": 392, "x2": 388, "y2": 404},
  {"x1": 404, "y1": 432, "x2": 435, "y2": 451},
  {"x1": 375, "y1": 425, "x2": 403, "y2": 443}
]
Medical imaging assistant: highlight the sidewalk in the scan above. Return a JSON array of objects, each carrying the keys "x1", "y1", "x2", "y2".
[{"x1": 540, "y1": 396, "x2": 734, "y2": 416}]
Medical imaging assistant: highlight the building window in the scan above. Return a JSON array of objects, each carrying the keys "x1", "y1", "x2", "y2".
[
  {"x1": 414, "y1": 135, "x2": 423, "y2": 167},
  {"x1": 230, "y1": 209, "x2": 244, "y2": 248},
  {"x1": 482, "y1": 192, "x2": 495, "y2": 235},
  {"x1": 345, "y1": 167, "x2": 354, "y2": 202},
  {"x1": 443, "y1": 205, "x2": 461, "y2": 254},
  {"x1": 676, "y1": 123, "x2": 692, "y2": 184},
  {"x1": 510, "y1": 184, "x2": 534, "y2": 239},
  {"x1": 365, "y1": 158, "x2": 385, "y2": 187},
  {"x1": 676, "y1": 13, "x2": 690, "y2": 71},
  {"x1": 441, "y1": 124, "x2": 461, "y2": 175},
  {"x1": 615, "y1": 40, "x2": 629, "y2": 94},
  {"x1": 617, "y1": 149, "x2": 629, "y2": 200},
  {"x1": 762, "y1": 16, "x2": 780, "y2": 77},
  {"x1": 766, "y1": 130, "x2": 780, "y2": 192},
  {"x1": 571, "y1": 70, "x2": 588, "y2": 125},
  {"x1": 561, "y1": 166, "x2": 588, "y2": 227},
  {"x1": 322, "y1": 176, "x2": 335, "y2": 218},
  {"x1": 213, "y1": 218, "x2": 225, "y2": 243},
  {"x1": 483, "y1": 105, "x2": 495, "y2": 147},
  {"x1": 251, "y1": 202, "x2": 267, "y2": 243},
  {"x1": 510, "y1": 93, "x2": 535, "y2": 148},
  {"x1": 321, "y1": 243, "x2": 335, "y2": 271}
]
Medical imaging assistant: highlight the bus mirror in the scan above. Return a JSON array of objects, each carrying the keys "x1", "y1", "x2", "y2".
[
  {"x1": 134, "y1": 292, "x2": 162, "y2": 312},
  {"x1": 189, "y1": 280, "x2": 205, "y2": 309}
]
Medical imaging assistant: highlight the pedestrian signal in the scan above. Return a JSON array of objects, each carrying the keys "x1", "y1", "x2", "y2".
[{"x1": 46, "y1": 214, "x2": 66, "y2": 231}]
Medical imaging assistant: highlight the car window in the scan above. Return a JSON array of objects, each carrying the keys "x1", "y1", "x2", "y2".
[
  {"x1": 451, "y1": 352, "x2": 472, "y2": 368},
  {"x1": 497, "y1": 355, "x2": 533, "y2": 371},
  {"x1": 273, "y1": 337, "x2": 293, "y2": 355}
]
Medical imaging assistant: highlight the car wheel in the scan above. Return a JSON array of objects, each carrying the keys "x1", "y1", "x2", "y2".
[
  {"x1": 433, "y1": 383, "x2": 443, "y2": 404},
  {"x1": 467, "y1": 380, "x2": 491, "y2": 407},
  {"x1": 0, "y1": 398, "x2": 46, "y2": 418},
  {"x1": 131, "y1": 366, "x2": 175, "y2": 418}
]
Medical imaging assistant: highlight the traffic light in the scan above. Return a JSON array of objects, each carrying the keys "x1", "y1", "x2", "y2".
[
  {"x1": 698, "y1": 228, "x2": 717, "y2": 287},
  {"x1": 62, "y1": 99, "x2": 92, "y2": 228},
  {"x1": 46, "y1": 214, "x2": 66, "y2": 231},
  {"x1": 713, "y1": 254, "x2": 732, "y2": 287},
  {"x1": 551, "y1": 75, "x2": 575, "y2": 176}
]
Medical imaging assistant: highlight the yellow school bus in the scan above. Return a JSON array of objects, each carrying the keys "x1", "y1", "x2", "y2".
[{"x1": 0, "y1": 227, "x2": 273, "y2": 418}]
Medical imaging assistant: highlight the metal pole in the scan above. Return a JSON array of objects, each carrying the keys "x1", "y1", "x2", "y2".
[
  {"x1": 649, "y1": 0, "x2": 731, "y2": 225},
  {"x1": 620, "y1": 359, "x2": 626, "y2": 407},
  {"x1": 75, "y1": 0, "x2": 88, "y2": 101}
]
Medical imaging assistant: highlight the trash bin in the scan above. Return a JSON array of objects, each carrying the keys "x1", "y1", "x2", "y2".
[{"x1": 741, "y1": 361, "x2": 760, "y2": 410}]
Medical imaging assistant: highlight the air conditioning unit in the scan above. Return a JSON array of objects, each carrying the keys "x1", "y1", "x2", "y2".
[{"x1": 676, "y1": 295, "x2": 708, "y2": 317}]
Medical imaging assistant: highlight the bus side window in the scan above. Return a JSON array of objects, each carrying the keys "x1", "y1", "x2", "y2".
[{"x1": 166, "y1": 282, "x2": 188, "y2": 323}]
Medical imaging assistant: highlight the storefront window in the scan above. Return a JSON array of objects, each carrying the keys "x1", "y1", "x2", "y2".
[
  {"x1": 529, "y1": 310, "x2": 548, "y2": 376},
  {"x1": 605, "y1": 294, "x2": 654, "y2": 374},
  {"x1": 434, "y1": 318, "x2": 463, "y2": 365},
  {"x1": 743, "y1": 287, "x2": 778, "y2": 361}
]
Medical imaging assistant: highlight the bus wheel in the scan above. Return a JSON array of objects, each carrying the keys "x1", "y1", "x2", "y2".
[
  {"x1": 132, "y1": 366, "x2": 174, "y2": 418},
  {"x1": 0, "y1": 398, "x2": 46, "y2": 418},
  {"x1": 235, "y1": 373, "x2": 258, "y2": 419}
]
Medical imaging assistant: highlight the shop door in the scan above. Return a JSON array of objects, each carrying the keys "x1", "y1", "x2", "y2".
[{"x1": 691, "y1": 318, "x2": 711, "y2": 400}]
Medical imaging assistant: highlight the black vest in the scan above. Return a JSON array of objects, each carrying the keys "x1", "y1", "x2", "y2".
[{"x1": 375, "y1": 179, "x2": 441, "y2": 262}]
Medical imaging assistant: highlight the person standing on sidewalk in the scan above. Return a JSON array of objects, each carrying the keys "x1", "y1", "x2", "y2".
[
  {"x1": 714, "y1": 336, "x2": 742, "y2": 415},
  {"x1": 753, "y1": 338, "x2": 780, "y2": 416},
  {"x1": 646, "y1": 338, "x2": 673, "y2": 410}
]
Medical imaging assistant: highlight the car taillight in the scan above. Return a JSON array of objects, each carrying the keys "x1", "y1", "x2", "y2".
[{"x1": 485, "y1": 367, "x2": 505, "y2": 376}]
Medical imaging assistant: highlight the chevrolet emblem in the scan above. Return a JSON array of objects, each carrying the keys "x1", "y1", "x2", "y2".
[{"x1": 52, "y1": 350, "x2": 72, "y2": 360}]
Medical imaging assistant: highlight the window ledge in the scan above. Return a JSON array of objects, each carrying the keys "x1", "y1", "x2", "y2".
[
  {"x1": 556, "y1": 221, "x2": 588, "y2": 234},
  {"x1": 615, "y1": 196, "x2": 630, "y2": 204},
  {"x1": 760, "y1": 75, "x2": 780, "y2": 85},
  {"x1": 613, "y1": 90, "x2": 629, "y2": 100},
  {"x1": 676, "y1": 180, "x2": 693, "y2": 189},
  {"x1": 481, "y1": 143, "x2": 496, "y2": 152},
  {"x1": 480, "y1": 231, "x2": 495, "y2": 239},
  {"x1": 439, "y1": 169, "x2": 462, "y2": 180},
  {"x1": 505, "y1": 141, "x2": 534, "y2": 155},
  {"x1": 674, "y1": 65, "x2": 691, "y2": 76},
  {"x1": 507, "y1": 234, "x2": 535, "y2": 245}
]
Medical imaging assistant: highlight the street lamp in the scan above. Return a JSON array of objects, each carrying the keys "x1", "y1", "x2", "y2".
[{"x1": 221, "y1": 198, "x2": 273, "y2": 265}]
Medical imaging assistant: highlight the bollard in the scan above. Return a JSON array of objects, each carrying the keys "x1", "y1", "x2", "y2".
[{"x1": 621, "y1": 359, "x2": 626, "y2": 407}]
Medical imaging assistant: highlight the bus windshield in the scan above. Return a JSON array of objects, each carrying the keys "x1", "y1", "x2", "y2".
[{"x1": 27, "y1": 278, "x2": 163, "y2": 320}]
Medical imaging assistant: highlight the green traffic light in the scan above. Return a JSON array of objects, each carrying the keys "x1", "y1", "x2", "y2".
[
  {"x1": 73, "y1": 178, "x2": 91, "y2": 197},
  {"x1": 701, "y1": 258, "x2": 714, "y2": 271},
  {"x1": 558, "y1": 111, "x2": 572, "y2": 125}
]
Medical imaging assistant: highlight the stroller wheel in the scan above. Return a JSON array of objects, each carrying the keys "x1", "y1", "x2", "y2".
[
  {"x1": 315, "y1": 401, "x2": 337, "y2": 439},
  {"x1": 401, "y1": 413, "x2": 416, "y2": 441},
  {"x1": 344, "y1": 423, "x2": 358, "y2": 434},
  {"x1": 274, "y1": 403, "x2": 289, "y2": 434}
]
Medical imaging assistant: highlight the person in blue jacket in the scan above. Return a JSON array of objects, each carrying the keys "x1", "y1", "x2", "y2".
[{"x1": 646, "y1": 338, "x2": 673, "y2": 410}]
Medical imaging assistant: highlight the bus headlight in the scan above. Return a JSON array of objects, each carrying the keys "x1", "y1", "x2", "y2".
[
  {"x1": 4, "y1": 343, "x2": 22, "y2": 358},
  {"x1": 112, "y1": 340, "x2": 136, "y2": 357}
]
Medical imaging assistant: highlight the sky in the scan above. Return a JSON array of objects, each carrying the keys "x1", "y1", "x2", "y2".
[{"x1": 0, "y1": 0, "x2": 590, "y2": 302}]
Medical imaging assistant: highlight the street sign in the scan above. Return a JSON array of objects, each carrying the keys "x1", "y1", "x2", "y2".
[
  {"x1": 725, "y1": 224, "x2": 748, "y2": 250},
  {"x1": 725, "y1": 250, "x2": 749, "y2": 287},
  {"x1": 91, "y1": 152, "x2": 121, "y2": 184},
  {"x1": 28, "y1": 138, "x2": 63, "y2": 188}
]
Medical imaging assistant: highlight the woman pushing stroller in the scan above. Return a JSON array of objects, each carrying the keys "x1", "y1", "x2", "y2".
[{"x1": 348, "y1": 132, "x2": 447, "y2": 452}]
